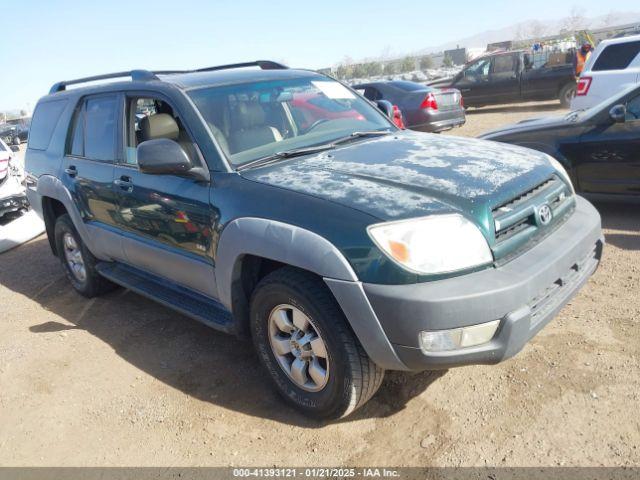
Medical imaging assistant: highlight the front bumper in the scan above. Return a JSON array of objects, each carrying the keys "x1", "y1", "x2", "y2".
[
  {"x1": 328, "y1": 196, "x2": 603, "y2": 371},
  {"x1": 0, "y1": 193, "x2": 29, "y2": 218}
]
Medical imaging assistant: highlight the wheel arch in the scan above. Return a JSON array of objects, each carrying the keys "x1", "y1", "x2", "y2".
[
  {"x1": 216, "y1": 217, "x2": 358, "y2": 313},
  {"x1": 35, "y1": 175, "x2": 97, "y2": 256},
  {"x1": 215, "y1": 218, "x2": 407, "y2": 370}
]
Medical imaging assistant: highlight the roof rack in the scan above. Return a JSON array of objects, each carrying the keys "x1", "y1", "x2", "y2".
[{"x1": 48, "y1": 60, "x2": 288, "y2": 94}]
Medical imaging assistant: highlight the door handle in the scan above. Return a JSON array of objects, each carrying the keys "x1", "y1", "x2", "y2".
[
  {"x1": 64, "y1": 166, "x2": 77, "y2": 177},
  {"x1": 114, "y1": 176, "x2": 133, "y2": 192}
]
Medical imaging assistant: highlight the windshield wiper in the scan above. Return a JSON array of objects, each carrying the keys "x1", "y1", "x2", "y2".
[
  {"x1": 236, "y1": 130, "x2": 392, "y2": 171},
  {"x1": 237, "y1": 144, "x2": 335, "y2": 171},
  {"x1": 330, "y1": 130, "x2": 392, "y2": 146}
]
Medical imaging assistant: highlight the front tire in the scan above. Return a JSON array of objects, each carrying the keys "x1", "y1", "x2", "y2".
[
  {"x1": 54, "y1": 214, "x2": 116, "y2": 298},
  {"x1": 250, "y1": 267, "x2": 384, "y2": 419}
]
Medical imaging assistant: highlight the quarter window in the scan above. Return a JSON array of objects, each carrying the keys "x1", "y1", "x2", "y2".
[
  {"x1": 29, "y1": 99, "x2": 68, "y2": 151},
  {"x1": 592, "y1": 41, "x2": 640, "y2": 71}
]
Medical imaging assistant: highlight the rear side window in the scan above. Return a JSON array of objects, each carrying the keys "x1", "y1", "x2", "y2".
[
  {"x1": 363, "y1": 87, "x2": 382, "y2": 100},
  {"x1": 28, "y1": 99, "x2": 67, "y2": 150},
  {"x1": 68, "y1": 95, "x2": 118, "y2": 161},
  {"x1": 592, "y1": 41, "x2": 640, "y2": 71}
]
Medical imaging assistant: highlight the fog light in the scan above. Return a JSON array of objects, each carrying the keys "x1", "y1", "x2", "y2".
[{"x1": 419, "y1": 320, "x2": 500, "y2": 353}]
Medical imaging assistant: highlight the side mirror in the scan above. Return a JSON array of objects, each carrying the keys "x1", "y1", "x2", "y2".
[
  {"x1": 137, "y1": 138, "x2": 193, "y2": 175},
  {"x1": 375, "y1": 99, "x2": 394, "y2": 119},
  {"x1": 10, "y1": 145, "x2": 20, "y2": 153},
  {"x1": 609, "y1": 104, "x2": 626, "y2": 123}
]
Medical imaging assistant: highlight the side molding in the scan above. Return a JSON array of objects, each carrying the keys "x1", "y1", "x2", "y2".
[{"x1": 215, "y1": 217, "x2": 358, "y2": 310}]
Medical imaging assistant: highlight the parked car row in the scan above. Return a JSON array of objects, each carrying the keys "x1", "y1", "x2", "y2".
[{"x1": 0, "y1": 120, "x2": 29, "y2": 146}]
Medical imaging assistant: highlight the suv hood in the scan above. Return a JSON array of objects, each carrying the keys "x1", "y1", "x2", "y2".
[{"x1": 241, "y1": 131, "x2": 555, "y2": 234}]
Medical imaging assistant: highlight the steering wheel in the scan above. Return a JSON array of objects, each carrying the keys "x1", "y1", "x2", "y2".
[
  {"x1": 628, "y1": 110, "x2": 639, "y2": 120},
  {"x1": 301, "y1": 118, "x2": 330, "y2": 134}
]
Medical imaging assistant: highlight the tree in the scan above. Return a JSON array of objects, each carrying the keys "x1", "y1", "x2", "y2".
[
  {"x1": 419, "y1": 56, "x2": 434, "y2": 70},
  {"x1": 442, "y1": 55, "x2": 454, "y2": 68},
  {"x1": 400, "y1": 56, "x2": 415, "y2": 72},
  {"x1": 352, "y1": 63, "x2": 367, "y2": 78},
  {"x1": 364, "y1": 62, "x2": 382, "y2": 77},
  {"x1": 335, "y1": 63, "x2": 352, "y2": 80},
  {"x1": 383, "y1": 62, "x2": 397, "y2": 75}
]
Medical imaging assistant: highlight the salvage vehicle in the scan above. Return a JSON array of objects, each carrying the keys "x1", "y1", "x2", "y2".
[
  {"x1": 0, "y1": 139, "x2": 28, "y2": 220},
  {"x1": 571, "y1": 34, "x2": 640, "y2": 111},
  {"x1": 353, "y1": 80, "x2": 464, "y2": 132},
  {"x1": 0, "y1": 123, "x2": 27, "y2": 146},
  {"x1": 480, "y1": 83, "x2": 640, "y2": 199},
  {"x1": 430, "y1": 50, "x2": 577, "y2": 108},
  {"x1": 0, "y1": 138, "x2": 45, "y2": 252},
  {"x1": 25, "y1": 61, "x2": 603, "y2": 419}
]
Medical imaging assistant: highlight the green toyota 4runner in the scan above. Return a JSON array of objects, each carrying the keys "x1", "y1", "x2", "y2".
[{"x1": 25, "y1": 61, "x2": 603, "y2": 419}]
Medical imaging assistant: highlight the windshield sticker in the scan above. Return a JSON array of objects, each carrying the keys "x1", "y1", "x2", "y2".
[{"x1": 312, "y1": 81, "x2": 356, "y2": 99}]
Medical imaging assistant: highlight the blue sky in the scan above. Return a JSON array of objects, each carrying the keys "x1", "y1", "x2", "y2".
[{"x1": 1, "y1": 0, "x2": 638, "y2": 111}]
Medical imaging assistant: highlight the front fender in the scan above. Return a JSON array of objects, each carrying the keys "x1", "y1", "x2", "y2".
[
  {"x1": 214, "y1": 217, "x2": 407, "y2": 370},
  {"x1": 215, "y1": 217, "x2": 358, "y2": 310}
]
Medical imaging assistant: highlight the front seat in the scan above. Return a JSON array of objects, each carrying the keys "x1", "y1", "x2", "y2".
[
  {"x1": 139, "y1": 113, "x2": 197, "y2": 161},
  {"x1": 230, "y1": 102, "x2": 282, "y2": 153}
]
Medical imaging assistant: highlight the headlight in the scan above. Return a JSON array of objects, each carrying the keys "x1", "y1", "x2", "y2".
[
  {"x1": 546, "y1": 155, "x2": 575, "y2": 193},
  {"x1": 367, "y1": 214, "x2": 493, "y2": 275}
]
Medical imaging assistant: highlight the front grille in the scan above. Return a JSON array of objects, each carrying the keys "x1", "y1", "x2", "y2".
[
  {"x1": 494, "y1": 177, "x2": 555, "y2": 215},
  {"x1": 492, "y1": 175, "x2": 574, "y2": 262}
]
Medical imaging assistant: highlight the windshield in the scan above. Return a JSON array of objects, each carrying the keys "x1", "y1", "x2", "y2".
[{"x1": 188, "y1": 76, "x2": 393, "y2": 167}]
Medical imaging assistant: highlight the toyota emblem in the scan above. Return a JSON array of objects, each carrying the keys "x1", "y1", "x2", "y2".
[{"x1": 538, "y1": 204, "x2": 553, "y2": 225}]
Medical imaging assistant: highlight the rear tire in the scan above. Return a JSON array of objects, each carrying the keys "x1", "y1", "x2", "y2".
[
  {"x1": 559, "y1": 83, "x2": 575, "y2": 108},
  {"x1": 54, "y1": 214, "x2": 116, "y2": 298},
  {"x1": 250, "y1": 267, "x2": 384, "y2": 419}
]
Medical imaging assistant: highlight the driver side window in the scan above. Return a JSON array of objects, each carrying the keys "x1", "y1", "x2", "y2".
[
  {"x1": 125, "y1": 97, "x2": 199, "y2": 167},
  {"x1": 625, "y1": 95, "x2": 640, "y2": 121},
  {"x1": 465, "y1": 59, "x2": 491, "y2": 81}
]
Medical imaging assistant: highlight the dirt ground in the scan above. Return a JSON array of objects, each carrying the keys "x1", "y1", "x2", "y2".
[{"x1": 1, "y1": 102, "x2": 638, "y2": 467}]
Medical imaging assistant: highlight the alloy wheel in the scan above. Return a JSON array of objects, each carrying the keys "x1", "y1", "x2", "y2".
[
  {"x1": 268, "y1": 304, "x2": 330, "y2": 392},
  {"x1": 62, "y1": 232, "x2": 86, "y2": 283}
]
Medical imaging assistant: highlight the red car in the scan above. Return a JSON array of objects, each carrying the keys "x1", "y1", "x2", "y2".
[
  {"x1": 292, "y1": 92, "x2": 405, "y2": 130},
  {"x1": 291, "y1": 93, "x2": 365, "y2": 129}
]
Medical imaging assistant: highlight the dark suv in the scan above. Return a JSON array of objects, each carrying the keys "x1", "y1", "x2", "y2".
[{"x1": 25, "y1": 61, "x2": 603, "y2": 419}]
